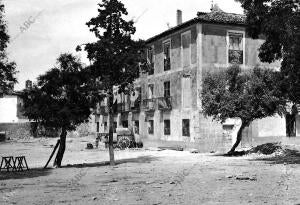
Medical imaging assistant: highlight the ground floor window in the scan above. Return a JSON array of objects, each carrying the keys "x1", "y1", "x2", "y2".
[
  {"x1": 148, "y1": 120, "x2": 154, "y2": 134},
  {"x1": 96, "y1": 122, "x2": 100, "y2": 133},
  {"x1": 182, "y1": 119, "x2": 190, "y2": 137},
  {"x1": 134, "y1": 120, "x2": 139, "y2": 134},
  {"x1": 104, "y1": 122, "x2": 107, "y2": 132},
  {"x1": 113, "y1": 122, "x2": 117, "y2": 133},
  {"x1": 122, "y1": 120, "x2": 128, "y2": 128},
  {"x1": 164, "y1": 120, "x2": 170, "y2": 135},
  {"x1": 286, "y1": 114, "x2": 296, "y2": 137}
]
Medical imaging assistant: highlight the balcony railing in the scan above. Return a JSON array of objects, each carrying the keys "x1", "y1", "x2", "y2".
[
  {"x1": 117, "y1": 102, "x2": 131, "y2": 113},
  {"x1": 157, "y1": 97, "x2": 172, "y2": 110},
  {"x1": 95, "y1": 105, "x2": 109, "y2": 115},
  {"x1": 131, "y1": 100, "x2": 141, "y2": 112},
  {"x1": 96, "y1": 97, "x2": 172, "y2": 114},
  {"x1": 142, "y1": 98, "x2": 156, "y2": 111}
]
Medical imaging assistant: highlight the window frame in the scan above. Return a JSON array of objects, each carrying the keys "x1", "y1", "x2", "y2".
[
  {"x1": 164, "y1": 119, "x2": 171, "y2": 135},
  {"x1": 148, "y1": 120, "x2": 154, "y2": 135},
  {"x1": 163, "y1": 39, "x2": 171, "y2": 71},
  {"x1": 182, "y1": 119, "x2": 190, "y2": 137},
  {"x1": 148, "y1": 84, "x2": 154, "y2": 99},
  {"x1": 164, "y1": 81, "x2": 171, "y2": 98},
  {"x1": 134, "y1": 120, "x2": 139, "y2": 134},
  {"x1": 181, "y1": 30, "x2": 192, "y2": 68},
  {"x1": 226, "y1": 30, "x2": 245, "y2": 66},
  {"x1": 147, "y1": 45, "x2": 155, "y2": 75}
]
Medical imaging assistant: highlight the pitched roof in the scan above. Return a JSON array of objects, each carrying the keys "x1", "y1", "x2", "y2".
[
  {"x1": 146, "y1": 10, "x2": 246, "y2": 43},
  {"x1": 196, "y1": 10, "x2": 246, "y2": 25}
]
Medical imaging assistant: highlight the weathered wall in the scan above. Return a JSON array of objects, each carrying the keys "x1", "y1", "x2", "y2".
[
  {"x1": 0, "y1": 123, "x2": 33, "y2": 140},
  {"x1": 0, "y1": 95, "x2": 19, "y2": 123}
]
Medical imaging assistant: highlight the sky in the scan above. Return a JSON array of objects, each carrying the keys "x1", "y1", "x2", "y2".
[{"x1": 3, "y1": 0, "x2": 243, "y2": 90}]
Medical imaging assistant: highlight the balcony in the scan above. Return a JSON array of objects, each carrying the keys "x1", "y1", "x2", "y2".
[
  {"x1": 142, "y1": 98, "x2": 156, "y2": 111},
  {"x1": 95, "y1": 105, "x2": 109, "y2": 115},
  {"x1": 157, "y1": 97, "x2": 172, "y2": 110},
  {"x1": 117, "y1": 102, "x2": 131, "y2": 113},
  {"x1": 131, "y1": 100, "x2": 141, "y2": 112}
]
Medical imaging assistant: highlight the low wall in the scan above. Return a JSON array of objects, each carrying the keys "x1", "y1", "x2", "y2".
[{"x1": 0, "y1": 122, "x2": 33, "y2": 140}]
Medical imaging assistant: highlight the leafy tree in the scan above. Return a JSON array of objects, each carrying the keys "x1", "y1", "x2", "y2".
[
  {"x1": 236, "y1": 0, "x2": 300, "y2": 104},
  {"x1": 201, "y1": 65, "x2": 284, "y2": 154},
  {"x1": 0, "y1": 3, "x2": 17, "y2": 94},
  {"x1": 78, "y1": 0, "x2": 146, "y2": 165},
  {"x1": 22, "y1": 53, "x2": 98, "y2": 167}
]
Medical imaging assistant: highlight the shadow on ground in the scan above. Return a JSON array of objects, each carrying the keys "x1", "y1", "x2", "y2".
[
  {"x1": 249, "y1": 149, "x2": 300, "y2": 165},
  {"x1": 0, "y1": 168, "x2": 52, "y2": 180},
  {"x1": 62, "y1": 155, "x2": 159, "y2": 169},
  {"x1": 212, "y1": 151, "x2": 247, "y2": 157}
]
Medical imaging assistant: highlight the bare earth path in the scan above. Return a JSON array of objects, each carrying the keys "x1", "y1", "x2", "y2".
[{"x1": 0, "y1": 136, "x2": 300, "y2": 205}]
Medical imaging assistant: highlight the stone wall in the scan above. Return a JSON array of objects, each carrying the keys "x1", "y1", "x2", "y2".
[{"x1": 0, "y1": 123, "x2": 33, "y2": 140}]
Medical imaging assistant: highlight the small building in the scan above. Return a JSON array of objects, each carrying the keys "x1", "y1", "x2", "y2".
[
  {"x1": 0, "y1": 92, "x2": 27, "y2": 123},
  {"x1": 95, "y1": 6, "x2": 299, "y2": 152}
]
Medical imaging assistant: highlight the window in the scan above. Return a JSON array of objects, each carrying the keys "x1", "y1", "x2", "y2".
[
  {"x1": 228, "y1": 32, "x2": 244, "y2": 64},
  {"x1": 134, "y1": 120, "x2": 139, "y2": 134},
  {"x1": 96, "y1": 122, "x2": 100, "y2": 133},
  {"x1": 181, "y1": 31, "x2": 191, "y2": 67},
  {"x1": 148, "y1": 120, "x2": 154, "y2": 134},
  {"x1": 122, "y1": 121, "x2": 128, "y2": 128},
  {"x1": 163, "y1": 40, "x2": 171, "y2": 71},
  {"x1": 182, "y1": 77, "x2": 191, "y2": 108},
  {"x1": 286, "y1": 114, "x2": 296, "y2": 137},
  {"x1": 182, "y1": 119, "x2": 190, "y2": 137},
  {"x1": 113, "y1": 122, "x2": 117, "y2": 133},
  {"x1": 104, "y1": 122, "x2": 107, "y2": 132},
  {"x1": 164, "y1": 120, "x2": 170, "y2": 135},
  {"x1": 147, "y1": 47, "x2": 154, "y2": 75},
  {"x1": 164, "y1": 81, "x2": 170, "y2": 98},
  {"x1": 148, "y1": 84, "x2": 154, "y2": 99},
  {"x1": 132, "y1": 87, "x2": 141, "y2": 109}
]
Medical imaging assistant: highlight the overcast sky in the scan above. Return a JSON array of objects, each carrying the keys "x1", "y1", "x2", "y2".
[{"x1": 3, "y1": 0, "x2": 243, "y2": 90}]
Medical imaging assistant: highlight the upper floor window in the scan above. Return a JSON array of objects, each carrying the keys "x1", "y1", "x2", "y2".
[
  {"x1": 163, "y1": 40, "x2": 171, "y2": 71},
  {"x1": 181, "y1": 31, "x2": 191, "y2": 67},
  {"x1": 228, "y1": 32, "x2": 244, "y2": 65},
  {"x1": 147, "y1": 47, "x2": 154, "y2": 75},
  {"x1": 148, "y1": 84, "x2": 154, "y2": 99},
  {"x1": 164, "y1": 81, "x2": 170, "y2": 98}
]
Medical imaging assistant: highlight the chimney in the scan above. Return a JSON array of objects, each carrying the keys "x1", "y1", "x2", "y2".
[
  {"x1": 25, "y1": 80, "x2": 32, "y2": 90},
  {"x1": 177, "y1": 10, "x2": 182, "y2": 25}
]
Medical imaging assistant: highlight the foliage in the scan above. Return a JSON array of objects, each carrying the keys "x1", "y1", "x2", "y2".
[
  {"x1": 0, "y1": 3, "x2": 17, "y2": 94},
  {"x1": 22, "y1": 53, "x2": 94, "y2": 131},
  {"x1": 236, "y1": 0, "x2": 300, "y2": 103},
  {"x1": 78, "y1": 0, "x2": 147, "y2": 165},
  {"x1": 79, "y1": 0, "x2": 147, "y2": 93},
  {"x1": 202, "y1": 65, "x2": 284, "y2": 126}
]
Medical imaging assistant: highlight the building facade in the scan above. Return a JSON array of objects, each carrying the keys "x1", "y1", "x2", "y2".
[{"x1": 95, "y1": 7, "x2": 298, "y2": 151}]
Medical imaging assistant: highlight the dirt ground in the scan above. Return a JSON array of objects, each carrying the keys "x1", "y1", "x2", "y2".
[{"x1": 1, "y1": 136, "x2": 300, "y2": 205}]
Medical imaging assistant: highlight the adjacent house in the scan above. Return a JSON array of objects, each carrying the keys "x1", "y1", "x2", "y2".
[{"x1": 95, "y1": 6, "x2": 299, "y2": 152}]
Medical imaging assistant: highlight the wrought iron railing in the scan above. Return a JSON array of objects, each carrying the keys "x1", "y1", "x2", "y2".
[{"x1": 142, "y1": 98, "x2": 156, "y2": 111}]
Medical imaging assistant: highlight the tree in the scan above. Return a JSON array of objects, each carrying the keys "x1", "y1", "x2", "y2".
[
  {"x1": 22, "y1": 53, "x2": 98, "y2": 167},
  {"x1": 78, "y1": 0, "x2": 146, "y2": 165},
  {"x1": 236, "y1": 0, "x2": 300, "y2": 104},
  {"x1": 201, "y1": 65, "x2": 284, "y2": 154},
  {"x1": 0, "y1": 3, "x2": 17, "y2": 94}
]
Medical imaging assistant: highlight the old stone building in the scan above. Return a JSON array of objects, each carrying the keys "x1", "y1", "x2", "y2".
[{"x1": 95, "y1": 6, "x2": 298, "y2": 152}]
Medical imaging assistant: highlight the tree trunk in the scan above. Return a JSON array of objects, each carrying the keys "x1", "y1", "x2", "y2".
[
  {"x1": 228, "y1": 121, "x2": 246, "y2": 154},
  {"x1": 107, "y1": 88, "x2": 115, "y2": 166},
  {"x1": 53, "y1": 128, "x2": 67, "y2": 168}
]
